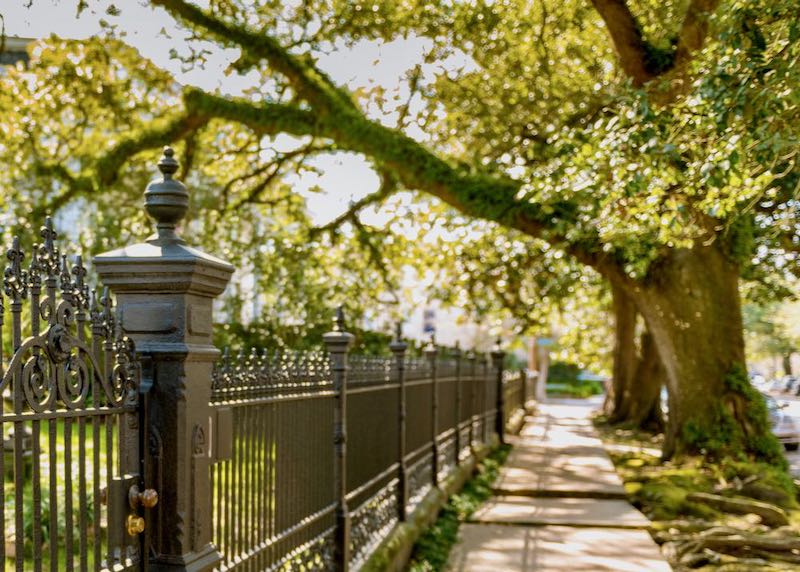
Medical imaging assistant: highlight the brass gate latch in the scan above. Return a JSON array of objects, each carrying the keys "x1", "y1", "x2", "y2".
[
  {"x1": 126, "y1": 484, "x2": 158, "y2": 536},
  {"x1": 129, "y1": 484, "x2": 159, "y2": 510},
  {"x1": 126, "y1": 514, "x2": 146, "y2": 536}
]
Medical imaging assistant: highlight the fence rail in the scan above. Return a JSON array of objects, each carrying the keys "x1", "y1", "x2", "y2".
[{"x1": 208, "y1": 331, "x2": 521, "y2": 571}]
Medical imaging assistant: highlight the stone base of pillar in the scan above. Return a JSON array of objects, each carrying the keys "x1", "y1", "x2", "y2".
[{"x1": 150, "y1": 544, "x2": 221, "y2": 572}]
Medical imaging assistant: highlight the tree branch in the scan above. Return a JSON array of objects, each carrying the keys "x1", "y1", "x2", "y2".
[
  {"x1": 81, "y1": 85, "x2": 625, "y2": 285},
  {"x1": 590, "y1": 0, "x2": 721, "y2": 89},
  {"x1": 674, "y1": 0, "x2": 721, "y2": 69},
  {"x1": 151, "y1": 0, "x2": 356, "y2": 114},
  {"x1": 309, "y1": 171, "x2": 398, "y2": 238},
  {"x1": 147, "y1": 3, "x2": 623, "y2": 278},
  {"x1": 229, "y1": 142, "x2": 333, "y2": 209},
  {"x1": 33, "y1": 110, "x2": 208, "y2": 218},
  {"x1": 590, "y1": 0, "x2": 657, "y2": 86},
  {"x1": 183, "y1": 88, "x2": 320, "y2": 137}
]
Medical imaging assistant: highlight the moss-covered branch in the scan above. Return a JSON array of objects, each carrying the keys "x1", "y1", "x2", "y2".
[
  {"x1": 590, "y1": 0, "x2": 720, "y2": 95},
  {"x1": 183, "y1": 88, "x2": 319, "y2": 137},
  {"x1": 151, "y1": 0, "x2": 356, "y2": 113},
  {"x1": 153, "y1": 0, "x2": 623, "y2": 277}
]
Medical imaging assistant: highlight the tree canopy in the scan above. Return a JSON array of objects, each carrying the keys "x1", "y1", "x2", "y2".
[{"x1": 1, "y1": 0, "x2": 799, "y2": 459}]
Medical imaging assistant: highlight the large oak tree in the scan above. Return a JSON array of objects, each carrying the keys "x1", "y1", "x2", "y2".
[{"x1": 2, "y1": 0, "x2": 798, "y2": 459}]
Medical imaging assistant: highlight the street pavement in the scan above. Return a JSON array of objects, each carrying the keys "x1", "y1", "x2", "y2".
[{"x1": 448, "y1": 398, "x2": 670, "y2": 571}]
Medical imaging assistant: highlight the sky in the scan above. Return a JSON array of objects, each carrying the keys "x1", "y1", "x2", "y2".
[{"x1": 1, "y1": 0, "x2": 501, "y2": 346}]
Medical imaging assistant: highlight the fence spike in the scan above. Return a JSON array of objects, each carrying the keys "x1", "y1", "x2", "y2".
[{"x1": 4, "y1": 236, "x2": 27, "y2": 300}]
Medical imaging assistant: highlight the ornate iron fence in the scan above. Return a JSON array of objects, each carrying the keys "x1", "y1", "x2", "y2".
[
  {"x1": 208, "y1": 328, "x2": 518, "y2": 571},
  {"x1": 2, "y1": 148, "x2": 524, "y2": 572},
  {"x1": 208, "y1": 349, "x2": 336, "y2": 570},
  {"x1": 1, "y1": 219, "x2": 148, "y2": 572}
]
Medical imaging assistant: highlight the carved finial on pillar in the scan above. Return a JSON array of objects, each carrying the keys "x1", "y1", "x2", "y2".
[
  {"x1": 144, "y1": 146, "x2": 189, "y2": 243},
  {"x1": 333, "y1": 305, "x2": 346, "y2": 333}
]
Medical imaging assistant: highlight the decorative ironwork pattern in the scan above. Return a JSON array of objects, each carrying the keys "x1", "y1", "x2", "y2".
[
  {"x1": 438, "y1": 435, "x2": 457, "y2": 479},
  {"x1": 211, "y1": 387, "x2": 335, "y2": 571},
  {"x1": 1, "y1": 218, "x2": 143, "y2": 572},
  {"x1": 406, "y1": 453, "x2": 433, "y2": 512},
  {"x1": 348, "y1": 355, "x2": 393, "y2": 386},
  {"x1": 211, "y1": 348, "x2": 332, "y2": 401},
  {"x1": 209, "y1": 339, "x2": 520, "y2": 572},
  {"x1": 271, "y1": 527, "x2": 336, "y2": 572},
  {"x1": 349, "y1": 480, "x2": 399, "y2": 568},
  {"x1": 404, "y1": 357, "x2": 431, "y2": 381}
]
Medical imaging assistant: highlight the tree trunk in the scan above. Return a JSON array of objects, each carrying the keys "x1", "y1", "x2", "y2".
[
  {"x1": 606, "y1": 284, "x2": 638, "y2": 422},
  {"x1": 632, "y1": 245, "x2": 781, "y2": 463},
  {"x1": 605, "y1": 286, "x2": 664, "y2": 431},
  {"x1": 626, "y1": 331, "x2": 665, "y2": 432},
  {"x1": 784, "y1": 353, "x2": 793, "y2": 376}
]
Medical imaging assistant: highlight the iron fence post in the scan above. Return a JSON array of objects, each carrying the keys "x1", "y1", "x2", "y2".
[
  {"x1": 453, "y1": 342, "x2": 462, "y2": 467},
  {"x1": 424, "y1": 337, "x2": 439, "y2": 488},
  {"x1": 491, "y1": 338, "x2": 506, "y2": 444},
  {"x1": 481, "y1": 354, "x2": 490, "y2": 443},
  {"x1": 467, "y1": 352, "x2": 476, "y2": 450},
  {"x1": 94, "y1": 147, "x2": 233, "y2": 571},
  {"x1": 389, "y1": 322, "x2": 408, "y2": 521},
  {"x1": 323, "y1": 308, "x2": 354, "y2": 572}
]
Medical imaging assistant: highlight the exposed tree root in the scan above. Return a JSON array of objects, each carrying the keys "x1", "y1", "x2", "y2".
[{"x1": 685, "y1": 492, "x2": 790, "y2": 527}]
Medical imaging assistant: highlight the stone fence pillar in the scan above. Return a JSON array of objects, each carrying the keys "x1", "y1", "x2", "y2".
[{"x1": 95, "y1": 147, "x2": 234, "y2": 571}]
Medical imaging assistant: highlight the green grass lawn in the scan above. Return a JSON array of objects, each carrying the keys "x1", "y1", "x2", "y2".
[
  {"x1": 3, "y1": 416, "x2": 115, "y2": 570},
  {"x1": 546, "y1": 379, "x2": 604, "y2": 398}
]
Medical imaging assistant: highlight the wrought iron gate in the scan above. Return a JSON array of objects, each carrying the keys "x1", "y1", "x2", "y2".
[{"x1": 1, "y1": 218, "x2": 157, "y2": 571}]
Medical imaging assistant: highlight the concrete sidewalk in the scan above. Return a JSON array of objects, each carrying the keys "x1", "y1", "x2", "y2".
[{"x1": 447, "y1": 398, "x2": 671, "y2": 571}]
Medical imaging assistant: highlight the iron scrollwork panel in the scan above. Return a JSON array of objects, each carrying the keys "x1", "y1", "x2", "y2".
[{"x1": 0, "y1": 218, "x2": 149, "y2": 571}]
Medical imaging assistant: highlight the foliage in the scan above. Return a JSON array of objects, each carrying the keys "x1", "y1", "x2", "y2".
[
  {"x1": 744, "y1": 298, "x2": 800, "y2": 367},
  {"x1": 543, "y1": 361, "x2": 604, "y2": 397},
  {"x1": 548, "y1": 361, "x2": 583, "y2": 384},
  {"x1": 406, "y1": 444, "x2": 511, "y2": 572},
  {"x1": 547, "y1": 380, "x2": 604, "y2": 399},
  {"x1": 2, "y1": 0, "x2": 799, "y2": 457},
  {"x1": 0, "y1": 36, "x2": 416, "y2": 346},
  {"x1": 2, "y1": 0, "x2": 796, "y2": 305},
  {"x1": 214, "y1": 317, "x2": 394, "y2": 354}
]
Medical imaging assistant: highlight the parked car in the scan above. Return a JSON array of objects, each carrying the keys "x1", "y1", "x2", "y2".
[
  {"x1": 782, "y1": 375, "x2": 798, "y2": 394},
  {"x1": 762, "y1": 392, "x2": 800, "y2": 451}
]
